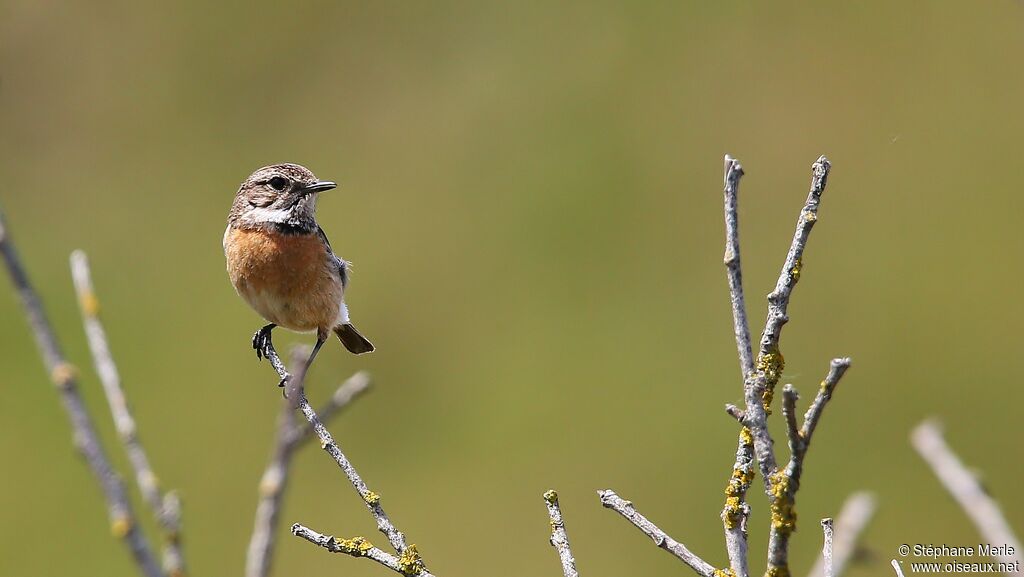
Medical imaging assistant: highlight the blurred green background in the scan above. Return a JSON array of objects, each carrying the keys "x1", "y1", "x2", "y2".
[{"x1": 2, "y1": 2, "x2": 1022, "y2": 576}]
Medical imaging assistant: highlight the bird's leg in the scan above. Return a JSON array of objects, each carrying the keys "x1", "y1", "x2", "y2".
[
  {"x1": 303, "y1": 334, "x2": 327, "y2": 376},
  {"x1": 283, "y1": 334, "x2": 328, "y2": 399},
  {"x1": 252, "y1": 323, "x2": 277, "y2": 360}
]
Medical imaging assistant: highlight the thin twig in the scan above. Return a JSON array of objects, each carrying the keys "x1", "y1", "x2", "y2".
[
  {"x1": 807, "y1": 492, "x2": 877, "y2": 577},
  {"x1": 245, "y1": 371, "x2": 371, "y2": 577},
  {"x1": 291, "y1": 523, "x2": 435, "y2": 577},
  {"x1": 820, "y1": 518, "x2": 834, "y2": 577},
  {"x1": 544, "y1": 490, "x2": 580, "y2": 577},
  {"x1": 598, "y1": 490, "x2": 719, "y2": 577},
  {"x1": 258, "y1": 342, "x2": 429, "y2": 574},
  {"x1": 244, "y1": 373, "x2": 372, "y2": 577},
  {"x1": 722, "y1": 155, "x2": 754, "y2": 379},
  {"x1": 912, "y1": 420, "x2": 1023, "y2": 570},
  {"x1": 766, "y1": 358, "x2": 851, "y2": 576},
  {"x1": 70, "y1": 250, "x2": 186, "y2": 577},
  {"x1": 745, "y1": 156, "x2": 832, "y2": 497},
  {"x1": 0, "y1": 210, "x2": 163, "y2": 577}
]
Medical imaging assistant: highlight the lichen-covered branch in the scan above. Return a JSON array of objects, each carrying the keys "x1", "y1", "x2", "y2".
[
  {"x1": 745, "y1": 156, "x2": 832, "y2": 497},
  {"x1": 766, "y1": 358, "x2": 851, "y2": 576},
  {"x1": 291, "y1": 523, "x2": 434, "y2": 577},
  {"x1": 0, "y1": 210, "x2": 163, "y2": 577},
  {"x1": 544, "y1": 490, "x2": 580, "y2": 577},
  {"x1": 246, "y1": 371, "x2": 371, "y2": 577},
  {"x1": 70, "y1": 250, "x2": 186, "y2": 577},
  {"x1": 807, "y1": 492, "x2": 877, "y2": 577},
  {"x1": 598, "y1": 490, "x2": 720, "y2": 577},
  {"x1": 819, "y1": 518, "x2": 834, "y2": 577},
  {"x1": 912, "y1": 420, "x2": 1022, "y2": 570}
]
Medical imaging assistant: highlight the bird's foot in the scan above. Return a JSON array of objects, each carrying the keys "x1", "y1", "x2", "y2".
[{"x1": 252, "y1": 324, "x2": 276, "y2": 361}]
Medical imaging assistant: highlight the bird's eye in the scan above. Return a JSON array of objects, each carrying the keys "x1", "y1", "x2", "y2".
[{"x1": 268, "y1": 177, "x2": 288, "y2": 191}]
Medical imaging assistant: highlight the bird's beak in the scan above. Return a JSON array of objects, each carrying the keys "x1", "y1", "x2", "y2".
[{"x1": 302, "y1": 181, "x2": 337, "y2": 194}]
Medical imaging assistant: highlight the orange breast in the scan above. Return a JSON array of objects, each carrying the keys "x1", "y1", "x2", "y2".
[{"x1": 224, "y1": 226, "x2": 344, "y2": 332}]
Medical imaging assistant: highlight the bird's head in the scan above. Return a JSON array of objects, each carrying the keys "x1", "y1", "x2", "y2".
[{"x1": 228, "y1": 163, "x2": 336, "y2": 231}]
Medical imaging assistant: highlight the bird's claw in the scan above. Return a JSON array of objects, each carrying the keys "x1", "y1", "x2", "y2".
[{"x1": 252, "y1": 325, "x2": 275, "y2": 361}]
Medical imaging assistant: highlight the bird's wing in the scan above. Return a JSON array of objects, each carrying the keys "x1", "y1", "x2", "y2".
[{"x1": 317, "y1": 225, "x2": 349, "y2": 288}]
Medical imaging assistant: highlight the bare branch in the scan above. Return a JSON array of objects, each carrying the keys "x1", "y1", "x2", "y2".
[
  {"x1": 291, "y1": 523, "x2": 435, "y2": 577},
  {"x1": 912, "y1": 420, "x2": 1022, "y2": 570},
  {"x1": 246, "y1": 372, "x2": 371, "y2": 577},
  {"x1": 598, "y1": 490, "x2": 719, "y2": 577},
  {"x1": 70, "y1": 250, "x2": 186, "y2": 577},
  {"x1": 722, "y1": 155, "x2": 754, "y2": 379},
  {"x1": 820, "y1": 518, "x2": 834, "y2": 577},
  {"x1": 800, "y1": 359, "x2": 851, "y2": 442},
  {"x1": 781, "y1": 384, "x2": 800, "y2": 456},
  {"x1": 543, "y1": 490, "x2": 580, "y2": 577},
  {"x1": 0, "y1": 210, "x2": 163, "y2": 577},
  {"x1": 808, "y1": 492, "x2": 877, "y2": 577}
]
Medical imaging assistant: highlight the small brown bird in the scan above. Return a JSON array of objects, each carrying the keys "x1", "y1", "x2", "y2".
[{"x1": 224, "y1": 163, "x2": 373, "y2": 383}]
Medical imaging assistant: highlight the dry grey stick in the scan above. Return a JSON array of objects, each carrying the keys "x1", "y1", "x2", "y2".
[
  {"x1": 807, "y1": 492, "x2": 877, "y2": 577},
  {"x1": 912, "y1": 420, "x2": 1022, "y2": 570},
  {"x1": 257, "y1": 342, "x2": 429, "y2": 574},
  {"x1": 246, "y1": 371, "x2": 371, "y2": 577},
  {"x1": 70, "y1": 250, "x2": 186, "y2": 577},
  {"x1": 820, "y1": 518, "x2": 834, "y2": 577},
  {"x1": 0, "y1": 210, "x2": 163, "y2": 577},
  {"x1": 722, "y1": 155, "x2": 754, "y2": 379},
  {"x1": 598, "y1": 490, "x2": 718, "y2": 577},
  {"x1": 544, "y1": 490, "x2": 580, "y2": 577},
  {"x1": 766, "y1": 358, "x2": 851, "y2": 576}
]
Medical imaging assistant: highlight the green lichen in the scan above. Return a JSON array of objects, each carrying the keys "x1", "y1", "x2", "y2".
[
  {"x1": 334, "y1": 536, "x2": 375, "y2": 557},
  {"x1": 769, "y1": 472, "x2": 796, "y2": 534},
  {"x1": 364, "y1": 491, "x2": 381, "y2": 505},
  {"x1": 398, "y1": 544, "x2": 425, "y2": 575}
]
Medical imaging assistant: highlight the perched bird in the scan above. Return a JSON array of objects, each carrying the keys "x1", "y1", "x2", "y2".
[{"x1": 224, "y1": 163, "x2": 373, "y2": 383}]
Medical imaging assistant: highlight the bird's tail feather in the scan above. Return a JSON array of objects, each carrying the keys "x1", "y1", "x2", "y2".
[{"x1": 334, "y1": 323, "x2": 374, "y2": 354}]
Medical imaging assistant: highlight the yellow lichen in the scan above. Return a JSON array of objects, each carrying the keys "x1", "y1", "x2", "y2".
[
  {"x1": 739, "y1": 426, "x2": 754, "y2": 447},
  {"x1": 715, "y1": 569, "x2": 737, "y2": 577},
  {"x1": 111, "y1": 514, "x2": 133, "y2": 538},
  {"x1": 398, "y1": 544, "x2": 425, "y2": 575},
  {"x1": 765, "y1": 566, "x2": 791, "y2": 577},
  {"x1": 769, "y1": 472, "x2": 796, "y2": 534},
  {"x1": 790, "y1": 257, "x2": 802, "y2": 282},
  {"x1": 756, "y1": 350, "x2": 786, "y2": 411},
  {"x1": 335, "y1": 536, "x2": 374, "y2": 556},
  {"x1": 364, "y1": 491, "x2": 381, "y2": 505},
  {"x1": 543, "y1": 489, "x2": 558, "y2": 504},
  {"x1": 804, "y1": 211, "x2": 817, "y2": 223},
  {"x1": 50, "y1": 362, "x2": 77, "y2": 389},
  {"x1": 80, "y1": 291, "x2": 100, "y2": 316}
]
